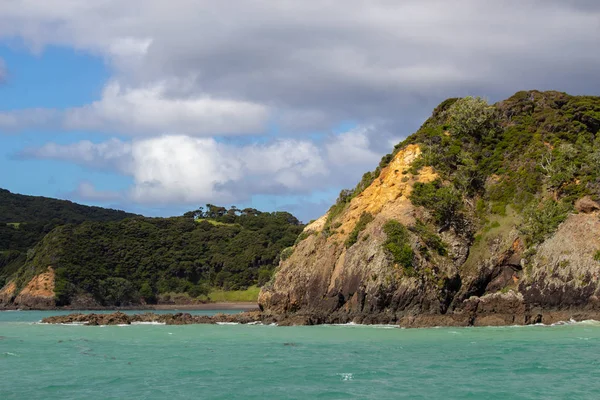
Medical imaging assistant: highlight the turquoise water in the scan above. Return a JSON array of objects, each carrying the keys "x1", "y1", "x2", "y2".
[{"x1": 2, "y1": 311, "x2": 600, "y2": 399}]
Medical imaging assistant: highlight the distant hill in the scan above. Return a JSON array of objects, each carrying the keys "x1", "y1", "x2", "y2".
[
  {"x1": 0, "y1": 200, "x2": 304, "y2": 308},
  {"x1": 0, "y1": 188, "x2": 138, "y2": 288},
  {"x1": 0, "y1": 188, "x2": 135, "y2": 224}
]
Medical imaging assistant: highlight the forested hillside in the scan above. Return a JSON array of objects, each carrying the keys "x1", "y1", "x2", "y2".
[
  {"x1": 0, "y1": 189, "x2": 137, "y2": 286},
  {"x1": 1, "y1": 201, "x2": 303, "y2": 307}
]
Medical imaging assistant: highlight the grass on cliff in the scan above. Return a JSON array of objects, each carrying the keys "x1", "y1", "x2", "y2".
[
  {"x1": 202, "y1": 286, "x2": 261, "y2": 302},
  {"x1": 345, "y1": 212, "x2": 374, "y2": 248},
  {"x1": 461, "y1": 207, "x2": 520, "y2": 275}
]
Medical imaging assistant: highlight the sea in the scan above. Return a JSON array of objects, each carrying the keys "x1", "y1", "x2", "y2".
[{"x1": 2, "y1": 310, "x2": 600, "y2": 399}]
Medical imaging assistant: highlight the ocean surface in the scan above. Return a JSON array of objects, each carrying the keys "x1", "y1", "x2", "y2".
[{"x1": 2, "y1": 311, "x2": 600, "y2": 399}]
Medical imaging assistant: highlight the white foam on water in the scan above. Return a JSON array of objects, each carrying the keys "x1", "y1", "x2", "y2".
[
  {"x1": 328, "y1": 322, "x2": 399, "y2": 328},
  {"x1": 131, "y1": 321, "x2": 166, "y2": 325},
  {"x1": 337, "y1": 373, "x2": 353, "y2": 381},
  {"x1": 550, "y1": 319, "x2": 600, "y2": 327},
  {"x1": 246, "y1": 321, "x2": 262, "y2": 325},
  {"x1": 216, "y1": 322, "x2": 239, "y2": 325},
  {"x1": 3, "y1": 352, "x2": 18, "y2": 357}
]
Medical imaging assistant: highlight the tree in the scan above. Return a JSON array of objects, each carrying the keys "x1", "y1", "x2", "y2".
[{"x1": 447, "y1": 96, "x2": 496, "y2": 140}]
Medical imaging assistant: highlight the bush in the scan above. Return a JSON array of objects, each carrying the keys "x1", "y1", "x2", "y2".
[
  {"x1": 345, "y1": 213, "x2": 374, "y2": 248},
  {"x1": 410, "y1": 180, "x2": 463, "y2": 227},
  {"x1": 382, "y1": 220, "x2": 415, "y2": 276},
  {"x1": 447, "y1": 96, "x2": 496, "y2": 139},
  {"x1": 520, "y1": 199, "x2": 571, "y2": 244},
  {"x1": 139, "y1": 281, "x2": 156, "y2": 304},
  {"x1": 280, "y1": 247, "x2": 294, "y2": 261},
  {"x1": 410, "y1": 220, "x2": 447, "y2": 256},
  {"x1": 594, "y1": 250, "x2": 600, "y2": 262},
  {"x1": 98, "y1": 277, "x2": 138, "y2": 306}
]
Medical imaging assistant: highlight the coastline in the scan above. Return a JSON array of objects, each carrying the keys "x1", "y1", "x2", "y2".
[{"x1": 38, "y1": 308, "x2": 600, "y2": 327}]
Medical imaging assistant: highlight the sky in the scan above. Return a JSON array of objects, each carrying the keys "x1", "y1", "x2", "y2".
[{"x1": 0, "y1": 1, "x2": 599, "y2": 222}]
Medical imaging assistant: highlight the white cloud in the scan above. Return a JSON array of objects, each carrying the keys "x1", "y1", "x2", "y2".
[
  {"x1": 0, "y1": 81, "x2": 269, "y2": 136},
  {"x1": 20, "y1": 138, "x2": 133, "y2": 170},
  {"x1": 63, "y1": 81, "x2": 269, "y2": 136},
  {"x1": 22, "y1": 134, "x2": 335, "y2": 205},
  {"x1": 326, "y1": 127, "x2": 381, "y2": 167}
]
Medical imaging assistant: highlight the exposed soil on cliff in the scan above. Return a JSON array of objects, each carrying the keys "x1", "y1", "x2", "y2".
[{"x1": 13, "y1": 267, "x2": 56, "y2": 308}]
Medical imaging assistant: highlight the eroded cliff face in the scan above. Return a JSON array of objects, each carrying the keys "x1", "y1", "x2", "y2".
[
  {"x1": 258, "y1": 145, "x2": 600, "y2": 326},
  {"x1": 0, "y1": 267, "x2": 56, "y2": 309},
  {"x1": 259, "y1": 145, "x2": 468, "y2": 324}
]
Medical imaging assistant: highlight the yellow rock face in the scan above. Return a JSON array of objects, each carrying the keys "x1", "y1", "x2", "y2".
[
  {"x1": 0, "y1": 281, "x2": 17, "y2": 303},
  {"x1": 14, "y1": 267, "x2": 55, "y2": 302},
  {"x1": 330, "y1": 144, "x2": 437, "y2": 241},
  {"x1": 258, "y1": 143, "x2": 442, "y2": 315}
]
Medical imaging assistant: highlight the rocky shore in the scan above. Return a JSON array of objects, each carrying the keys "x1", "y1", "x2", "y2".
[
  {"x1": 41, "y1": 295, "x2": 600, "y2": 327},
  {"x1": 41, "y1": 311, "x2": 264, "y2": 326}
]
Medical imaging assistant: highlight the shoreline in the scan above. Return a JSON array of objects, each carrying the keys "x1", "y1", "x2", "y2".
[{"x1": 37, "y1": 309, "x2": 600, "y2": 327}]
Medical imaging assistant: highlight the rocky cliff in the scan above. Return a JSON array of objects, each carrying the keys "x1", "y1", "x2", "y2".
[{"x1": 259, "y1": 90, "x2": 600, "y2": 326}]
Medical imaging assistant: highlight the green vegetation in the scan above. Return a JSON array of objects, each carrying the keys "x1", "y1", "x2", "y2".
[
  {"x1": 410, "y1": 220, "x2": 447, "y2": 256},
  {"x1": 520, "y1": 199, "x2": 571, "y2": 244},
  {"x1": 410, "y1": 180, "x2": 464, "y2": 228},
  {"x1": 202, "y1": 286, "x2": 261, "y2": 302},
  {"x1": 280, "y1": 247, "x2": 294, "y2": 261},
  {"x1": 2, "y1": 198, "x2": 303, "y2": 306},
  {"x1": 294, "y1": 231, "x2": 311, "y2": 245},
  {"x1": 345, "y1": 212, "x2": 374, "y2": 248},
  {"x1": 389, "y1": 91, "x2": 598, "y2": 245},
  {"x1": 0, "y1": 188, "x2": 137, "y2": 287},
  {"x1": 382, "y1": 220, "x2": 416, "y2": 276},
  {"x1": 593, "y1": 250, "x2": 600, "y2": 262}
]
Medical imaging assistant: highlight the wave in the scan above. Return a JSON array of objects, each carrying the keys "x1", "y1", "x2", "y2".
[
  {"x1": 328, "y1": 322, "x2": 400, "y2": 329},
  {"x1": 216, "y1": 322, "x2": 240, "y2": 325},
  {"x1": 131, "y1": 321, "x2": 166, "y2": 325}
]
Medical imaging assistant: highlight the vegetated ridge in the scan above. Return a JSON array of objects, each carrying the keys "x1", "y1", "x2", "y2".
[
  {"x1": 258, "y1": 90, "x2": 600, "y2": 327},
  {"x1": 0, "y1": 193, "x2": 303, "y2": 308},
  {"x1": 0, "y1": 188, "x2": 137, "y2": 289}
]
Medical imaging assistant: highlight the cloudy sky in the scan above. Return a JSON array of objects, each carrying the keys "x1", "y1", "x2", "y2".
[{"x1": 0, "y1": 1, "x2": 598, "y2": 221}]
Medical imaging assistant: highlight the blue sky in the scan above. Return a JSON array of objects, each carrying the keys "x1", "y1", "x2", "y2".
[{"x1": 0, "y1": 1, "x2": 599, "y2": 222}]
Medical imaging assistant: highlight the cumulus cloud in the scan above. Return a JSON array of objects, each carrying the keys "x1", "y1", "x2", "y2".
[
  {"x1": 1, "y1": 81, "x2": 269, "y2": 136},
  {"x1": 20, "y1": 128, "x2": 388, "y2": 206},
  {"x1": 63, "y1": 81, "x2": 269, "y2": 136}
]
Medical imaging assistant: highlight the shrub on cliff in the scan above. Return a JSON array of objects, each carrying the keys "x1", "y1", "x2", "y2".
[
  {"x1": 345, "y1": 212, "x2": 374, "y2": 248},
  {"x1": 383, "y1": 220, "x2": 415, "y2": 276},
  {"x1": 446, "y1": 96, "x2": 496, "y2": 140},
  {"x1": 410, "y1": 180, "x2": 464, "y2": 228},
  {"x1": 520, "y1": 199, "x2": 571, "y2": 244}
]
